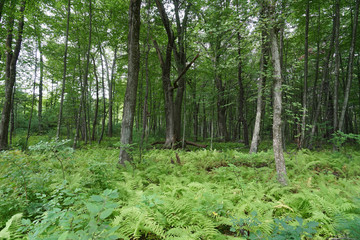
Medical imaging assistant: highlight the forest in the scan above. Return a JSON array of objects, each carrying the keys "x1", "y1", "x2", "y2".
[{"x1": 0, "y1": 0, "x2": 360, "y2": 239}]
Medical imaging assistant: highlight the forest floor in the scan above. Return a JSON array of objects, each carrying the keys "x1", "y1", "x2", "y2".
[{"x1": 1, "y1": 138, "x2": 360, "y2": 239}]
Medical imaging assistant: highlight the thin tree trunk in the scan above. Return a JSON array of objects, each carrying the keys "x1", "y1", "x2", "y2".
[
  {"x1": 119, "y1": 0, "x2": 142, "y2": 165},
  {"x1": 26, "y1": 47, "x2": 38, "y2": 148},
  {"x1": 98, "y1": 49, "x2": 107, "y2": 144},
  {"x1": 300, "y1": 0, "x2": 310, "y2": 148},
  {"x1": 269, "y1": 2, "x2": 287, "y2": 186},
  {"x1": 0, "y1": 1, "x2": 25, "y2": 151},
  {"x1": 107, "y1": 48, "x2": 118, "y2": 138},
  {"x1": 308, "y1": 12, "x2": 336, "y2": 148},
  {"x1": 38, "y1": 41, "x2": 43, "y2": 132},
  {"x1": 140, "y1": 0, "x2": 151, "y2": 159},
  {"x1": 91, "y1": 55, "x2": 99, "y2": 141},
  {"x1": 56, "y1": 0, "x2": 71, "y2": 139},
  {"x1": 9, "y1": 87, "x2": 15, "y2": 145},
  {"x1": 338, "y1": 0, "x2": 359, "y2": 132},
  {"x1": 81, "y1": 0, "x2": 92, "y2": 144},
  {"x1": 333, "y1": 0, "x2": 340, "y2": 136},
  {"x1": 250, "y1": 28, "x2": 267, "y2": 153},
  {"x1": 237, "y1": 33, "x2": 249, "y2": 146}
]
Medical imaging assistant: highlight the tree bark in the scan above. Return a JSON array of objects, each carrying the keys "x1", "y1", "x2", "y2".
[
  {"x1": 107, "y1": 48, "x2": 118, "y2": 138},
  {"x1": 119, "y1": 0, "x2": 141, "y2": 165},
  {"x1": 268, "y1": 1, "x2": 287, "y2": 186},
  {"x1": 237, "y1": 33, "x2": 249, "y2": 146},
  {"x1": 98, "y1": 48, "x2": 107, "y2": 144},
  {"x1": 56, "y1": 0, "x2": 71, "y2": 139},
  {"x1": 26, "y1": 47, "x2": 38, "y2": 148},
  {"x1": 91, "y1": 55, "x2": 99, "y2": 141},
  {"x1": 0, "y1": 1, "x2": 26, "y2": 151},
  {"x1": 300, "y1": 0, "x2": 310, "y2": 148},
  {"x1": 338, "y1": 0, "x2": 359, "y2": 132},
  {"x1": 308, "y1": 11, "x2": 336, "y2": 148},
  {"x1": 250, "y1": 23, "x2": 268, "y2": 154}
]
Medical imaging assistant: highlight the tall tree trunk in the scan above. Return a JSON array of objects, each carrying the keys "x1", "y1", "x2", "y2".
[
  {"x1": 338, "y1": 0, "x2": 359, "y2": 132},
  {"x1": 56, "y1": 0, "x2": 71, "y2": 139},
  {"x1": 107, "y1": 48, "x2": 118, "y2": 138},
  {"x1": 333, "y1": 0, "x2": 340, "y2": 136},
  {"x1": 154, "y1": 0, "x2": 176, "y2": 148},
  {"x1": 98, "y1": 49, "x2": 107, "y2": 144},
  {"x1": 250, "y1": 25, "x2": 268, "y2": 153},
  {"x1": 38, "y1": 41, "x2": 43, "y2": 132},
  {"x1": 237, "y1": 33, "x2": 249, "y2": 146},
  {"x1": 269, "y1": 2, "x2": 287, "y2": 186},
  {"x1": 91, "y1": 55, "x2": 99, "y2": 141},
  {"x1": 82, "y1": 0, "x2": 92, "y2": 144},
  {"x1": 173, "y1": 0, "x2": 191, "y2": 141},
  {"x1": 300, "y1": 0, "x2": 310, "y2": 148},
  {"x1": 0, "y1": 1, "x2": 25, "y2": 151},
  {"x1": 26, "y1": 46, "x2": 38, "y2": 148},
  {"x1": 140, "y1": 0, "x2": 151, "y2": 157},
  {"x1": 308, "y1": 12, "x2": 336, "y2": 148},
  {"x1": 119, "y1": 0, "x2": 142, "y2": 165}
]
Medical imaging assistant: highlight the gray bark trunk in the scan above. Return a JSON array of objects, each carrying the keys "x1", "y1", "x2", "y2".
[
  {"x1": 269, "y1": 3, "x2": 287, "y2": 186},
  {"x1": 119, "y1": 0, "x2": 142, "y2": 164}
]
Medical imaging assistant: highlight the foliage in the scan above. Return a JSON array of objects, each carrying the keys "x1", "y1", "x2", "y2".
[{"x1": 1, "y1": 145, "x2": 359, "y2": 239}]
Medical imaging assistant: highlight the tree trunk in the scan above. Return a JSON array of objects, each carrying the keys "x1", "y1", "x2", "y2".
[
  {"x1": 26, "y1": 47, "x2": 38, "y2": 148},
  {"x1": 98, "y1": 49, "x2": 107, "y2": 144},
  {"x1": 0, "y1": 1, "x2": 25, "y2": 151},
  {"x1": 82, "y1": 0, "x2": 92, "y2": 144},
  {"x1": 173, "y1": 0, "x2": 191, "y2": 141},
  {"x1": 56, "y1": 0, "x2": 71, "y2": 139},
  {"x1": 300, "y1": 0, "x2": 310, "y2": 148},
  {"x1": 269, "y1": 2, "x2": 287, "y2": 186},
  {"x1": 91, "y1": 55, "x2": 99, "y2": 141},
  {"x1": 338, "y1": 0, "x2": 359, "y2": 132},
  {"x1": 308, "y1": 12, "x2": 336, "y2": 148},
  {"x1": 119, "y1": 0, "x2": 142, "y2": 165},
  {"x1": 250, "y1": 24, "x2": 267, "y2": 153},
  {"x1": 107, "y1": 48, "x2": 118, "y2": 138},
  {"x1": 154, "y1": 0, "x2": 176, "y2": 148},
  {"x1": 38, "y1": 41, "x2": 43, "y2": 132},
  {"x1": 237, "y1": 33, "x2": 249, "y2": 146}
]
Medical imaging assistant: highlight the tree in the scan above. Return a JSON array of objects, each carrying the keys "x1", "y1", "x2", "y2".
[
  {"x1": 56, "y1": 0, "x2": 71, "y2": 139},
  {"x1": 119, "y1": 0, "x2": 141, "y2": 165},
  {"x1": 268, "y1": 0, "x2": 287, "y2": 185},
  {"x1": 338, "y1": 0, "x2": 359, "y2": 132},
  {"x1": 0, "y1": 0, "x2": 26, "y2": 151}
]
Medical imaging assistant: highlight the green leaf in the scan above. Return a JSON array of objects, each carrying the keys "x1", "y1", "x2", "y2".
[
  {"x1": 85, "y1": 202, "x2": 102, "y2": 215},
  {"x1": 100, "y1": 208, "x2": 114, "y2": 219},
  {"x1": 91, "y1": 195, "x2": 103, "y2": 202},
  {"x1": 58, "y1": 231, "x2": 69, "y2": 240}
]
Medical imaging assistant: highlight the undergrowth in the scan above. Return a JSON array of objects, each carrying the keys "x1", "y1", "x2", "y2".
[{"x1": 0, "y1": 142, "x2": 359, "y2": 239}]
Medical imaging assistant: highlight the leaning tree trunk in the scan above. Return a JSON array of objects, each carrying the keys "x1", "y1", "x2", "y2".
[
  {"x1": 56, "y1": 0, "x2": 71, "y2": 139},
  {"x1": 119, "y1": 0, "x2": 142, "y2": 165},
  {"x1": 269, "y1": 2, "x2": 287, "y2": 186},
  {"x1": 338, "y1": 0, "x2": 359, "y2": 132},
  {"x1": 0, "y1": 1, "x2": 25, "y2": 151},
  {"x1": 250, "y1": 28, "x2": 268, "y2": 154}
]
